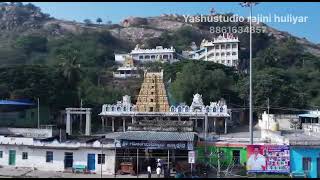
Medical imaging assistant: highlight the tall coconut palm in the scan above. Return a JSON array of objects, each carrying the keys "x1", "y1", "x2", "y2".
[{"x1": 58, "y1": 48, "x2": 82, "y2": 106}]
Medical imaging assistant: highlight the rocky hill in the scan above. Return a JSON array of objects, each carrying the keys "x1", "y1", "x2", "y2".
[{"x1": 1, "y1": 2, "x2": 319, "y2": 57}]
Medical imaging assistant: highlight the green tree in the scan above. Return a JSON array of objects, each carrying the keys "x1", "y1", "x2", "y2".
[
  {"x1": 96, "y1": 17, "x2": 102, "y2": 24},
  {"x1": 169, "y1": 62, "x2": 234, "y2": 105},
  {"x1": 14, "y1": 35, "x2": 48, "y2": 56},
  {"x1": 84, "y1": 19, "x2": 92, "y2": 26}
]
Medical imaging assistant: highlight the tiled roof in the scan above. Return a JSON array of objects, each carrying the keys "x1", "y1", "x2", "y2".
[{"x1": 109, "y1": 131, "x2": 196, "y2": 142}]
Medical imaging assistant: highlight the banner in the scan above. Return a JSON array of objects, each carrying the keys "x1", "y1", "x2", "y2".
[{"x1": 247, "y1": 145, "x2": 290, "y2": 173}]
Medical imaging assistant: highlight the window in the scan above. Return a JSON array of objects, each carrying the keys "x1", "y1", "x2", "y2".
[
  {"x1": 232, "y1": 52, "x2": 237, "y2": 55},
  {"x1": 98, "y1": 154, "x2": 105, "y2": 164},
  {"x1": 226, "y1": 52, "x2": 230, "y2": 56},
  {"x1": 46, "y1": 151, "x2": 53, "y2": 163},
  {"x1": 302, "y1": 157, "x2": 311, "y2": 171},
  {"x1": 221, "y1": 53, "x2": 225, "y2": 56},
  {"x1": 227, "y1": 60, "x2": 230, "y2": 64},
  {"x1": 149, "y1": 107, "x2": 154, "y2": 112},
  {"x1": 216, "y1": 53, "x2": 219, "y2": 56},
  {"x1": 22, "y1": 152, "x2": 28, "y2": 160},
  {"x1": 0, "y1": 151, "x2": 2, "y2": 158},
  {"x1": 150, "y1": 99, "x2": 154, "y2": 102},
  {"x1": 139, "y1": 56, "x2": 143, "y2": 59}
]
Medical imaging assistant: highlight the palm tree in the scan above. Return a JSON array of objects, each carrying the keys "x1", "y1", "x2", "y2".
[
  {"x1": 58, "y1": 49, "x2": 82, "y2": 106},
  {"x1": 59, "y1": 49, "x2": 81, "y2": 84}
]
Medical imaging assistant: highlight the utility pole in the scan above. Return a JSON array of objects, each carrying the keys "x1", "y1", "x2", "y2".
[
  {"x1": 114, "y1": 140, "x2": 117, "y2": 178},
  {"x1": 267, "y1": 97, "x2": 270, "y2": 130},
  {"x1": 37, "y1": 98, "x2": 40, "y2": 129},
  {"x1": 204, "y1": 113, "x2": 208, "y2": 178},
  {"x1": 217, "y1": 150, "x2": 221, "y2": 178},
  {"x1": 240, "y1": 2, "x2": 259, "y2": 145},
  {"x1": 101, "y1": 143, "x2": 103, "y2": 178},
  {"x1": 79, "y1": 99, "x2": 83, "y2": 134},
  {"x1": 136, "y1": 149, "x2": 139, "y2": 178},
  {"x1": 249, "y1": 3, "x2": 253, "y2": 145}
]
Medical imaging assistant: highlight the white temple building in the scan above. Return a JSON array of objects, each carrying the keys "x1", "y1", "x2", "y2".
[
  {"x1": 113, "y1": 55, "x2": 140, "y2": 79},
  {"x1": 115, "y1": 45, "x2": 177, "y2": 64},
  {"x1": 182, "y1": 33, "x2": 239, "y2": 67}
]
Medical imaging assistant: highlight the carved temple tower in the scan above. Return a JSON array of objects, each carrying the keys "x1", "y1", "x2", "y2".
[{"x1": 136, "y1": 70, "x2": 170, "y2": 112}]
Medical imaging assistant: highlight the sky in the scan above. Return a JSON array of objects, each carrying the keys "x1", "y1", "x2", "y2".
[{"x1": 25, "y1": 2, "x2": 320, "y2": 44}]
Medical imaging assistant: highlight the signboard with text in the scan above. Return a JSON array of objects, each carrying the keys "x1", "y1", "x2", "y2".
[
  {"x1": 188, "y1": 151, "x2": 196, "y2": 164},
  {"x1": 247, "y1": 145, "x2": 290, "y2": 174},
  {"x1": 120, "y1": 140, "x2": 193, "y2": 150}
]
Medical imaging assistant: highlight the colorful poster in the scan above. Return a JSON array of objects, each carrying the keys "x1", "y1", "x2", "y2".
[{"x1": 247, "y1": 145, "x2": 290, "y2": 173}]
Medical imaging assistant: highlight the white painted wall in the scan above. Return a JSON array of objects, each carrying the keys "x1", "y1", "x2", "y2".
[{"x1": 0, "y1": 145, "x2": 115, "y2": 175}]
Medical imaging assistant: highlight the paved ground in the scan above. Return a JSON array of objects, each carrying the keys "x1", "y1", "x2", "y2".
[
  {"x1": 0, "y1": 166, "x2": 168, "y2": 178},
  {"x1": 0, "y1": 166, "x2": 253, "y2": 178}
]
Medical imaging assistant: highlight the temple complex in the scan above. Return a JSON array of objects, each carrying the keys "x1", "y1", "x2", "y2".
[{"x1": 99, "y1": 70, "x2": 231, "y2": 134}]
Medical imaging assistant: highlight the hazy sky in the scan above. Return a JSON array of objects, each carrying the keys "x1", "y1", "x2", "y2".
[{"x1": 26, "y1": 2, "x2": 320, "y2": 43}]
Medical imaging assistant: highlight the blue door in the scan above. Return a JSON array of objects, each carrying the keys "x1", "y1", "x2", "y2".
[{"x1": 87, "y1": 154, "x2": 95, "y2": 171}]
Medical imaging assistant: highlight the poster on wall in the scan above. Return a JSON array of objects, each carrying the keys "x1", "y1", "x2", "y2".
[{"x1": 247, "y1": 145, "x2": 290, "y2": 173}]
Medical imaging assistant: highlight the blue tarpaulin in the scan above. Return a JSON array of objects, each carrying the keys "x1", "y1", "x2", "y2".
[{"x1": 0, "y1": 100, "x2": 35, "y2": 106}]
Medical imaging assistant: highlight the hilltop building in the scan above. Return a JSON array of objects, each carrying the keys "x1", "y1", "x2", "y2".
[
  {"x1": 113, "y1": 55, "x2": 140, "y2": 79},
  {"x1": 115, "y1": 45, "x2": 177, "y2": 64},
  {"x1": 182, "y1": 33, "x2": 239, "y2": 67}
]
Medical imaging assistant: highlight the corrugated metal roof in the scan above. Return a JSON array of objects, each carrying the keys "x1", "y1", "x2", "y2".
[
  {"x1": 299, "y1": 114, "x2": 319, "y2": 118},
  {"x1": 113, "y1": 131, "x2": 195, "y2": 142}
]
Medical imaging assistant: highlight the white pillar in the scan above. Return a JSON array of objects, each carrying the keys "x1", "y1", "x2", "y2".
[
  {"x1": 112, "y1": 117, "x2": 115, "y2": 132},
  {"x1": 85, "y1": 111, "x2": 91, "y2": 136},
  {"x1": 224, "y1": 118, "x2": 227, "y2": 134},
  {"x1": 66, "y1": 110, "x2": 71, "y2": 135},
  {"x1": 105, "y1": 117, "x2": 108, "y2": 129},
  {"x1": 102, "y1": 117, "x2": 105, "y2": 131},
  {"x1": 123, "y1": 118, "x2": 126, "y2": 132}
]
